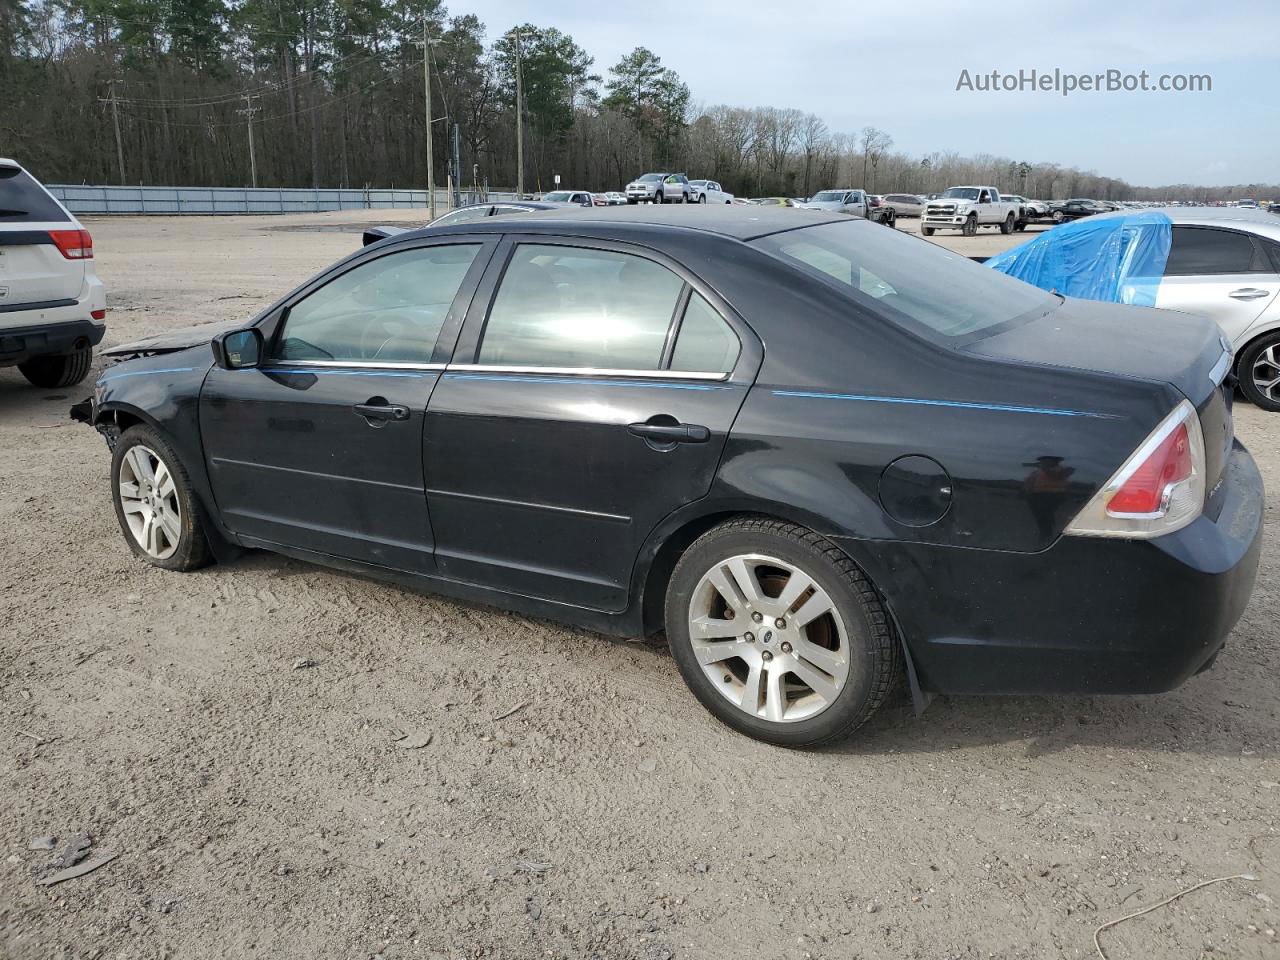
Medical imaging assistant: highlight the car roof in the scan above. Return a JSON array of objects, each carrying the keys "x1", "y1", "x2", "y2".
[
  {"x1": 1091, "y1": 205, "x2": 1280, "y2": 230},
  {"x1": 0, "y1": 158, "x2": 20, "y2": 169},
  {"x1": 415, "y1": 204, "x2": 846, "y2": 242}
]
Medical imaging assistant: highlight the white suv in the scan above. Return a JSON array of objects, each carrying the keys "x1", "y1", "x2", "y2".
[{"x1": 0, "y1": 159, "x2": 106, "y2": 387}]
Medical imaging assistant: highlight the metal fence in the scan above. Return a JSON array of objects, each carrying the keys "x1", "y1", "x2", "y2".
[{"x1": 46, "y1": 184, "x2": 515, "y2": 216}]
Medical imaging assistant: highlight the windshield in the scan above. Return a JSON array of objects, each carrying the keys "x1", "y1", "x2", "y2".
[
  {"x1": 752, "y1": 220, "x2": 1057, "y2": 341},
  {"x1": 689, "y1": 180, "x2": 707, "y2": 187},
  {"x1": 638, "y1": 174, "x2": 664, "y2": 182},
  {"x1": 541, "y1": 192, "x2": 573, "y2": 202},
  {"x1": 812, "y1": 191, "x2": 847, "y2": 202},
  {"x1": 941, "y1": 187, "x2": 981, "y2": 201}
]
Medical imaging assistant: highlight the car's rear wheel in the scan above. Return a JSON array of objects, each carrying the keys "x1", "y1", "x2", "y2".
[
  {"x1": 18, "y1": 345, "x2": 93, "y2": 388},
  {"x1": 962, "y1": 214, "x2": 978, "y2": 237},
  {"x1": 1000, "y1": 213, "x2": 1015, "y2": 234},
  {"x1": 665, "y1": 518, "x2": 901, "y2": 747},
  {"x1": 1239, "y1": 333, "x2": 1280, "y2": 412},
  {"x1": 111, "y1": 425, "x2": 212, "y2": 571}
]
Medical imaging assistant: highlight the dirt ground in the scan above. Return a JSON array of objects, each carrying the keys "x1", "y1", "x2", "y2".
[{"x1": 1, "y1": 209, "x2": 1277, "y2": 960}]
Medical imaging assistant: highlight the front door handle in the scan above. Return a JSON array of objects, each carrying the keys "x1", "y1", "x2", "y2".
[
  {"x1": 1229, "y1": 288, "x2": 1271, "y2": 301},
  {"x1": 627, "y1": 421, "x2": 710, "y2": 444},
  {"x1": 354, "y1": 401, "x2": 410, "y2": 422}
]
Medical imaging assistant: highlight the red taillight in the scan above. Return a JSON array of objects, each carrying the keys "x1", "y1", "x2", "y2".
[
  {"x1": 1106, "y1": 422, "x2": 1192, "y2": 516},
  {"x1": 91, "y1": 308, "x2": 106, "y2": 321},
  {"x1": 49, "y1": 228, "x2": 93, "y2": 260}
]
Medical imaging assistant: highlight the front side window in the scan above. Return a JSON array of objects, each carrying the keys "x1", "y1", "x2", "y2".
[
  {"x1": 670, "y1": 292, "x2": 740, "y2": 373},
  {"x1": 479, "y1": 244, "x2": 684, "y2": 369},
  {"x1": 1164, "y1": 227, "x2": 1269, "y2": 276},
  {"x1": 276, "y1": 245, "x2": 481, "y2": 364},
  {"x1": 754, "y1": 219, "x2": 1057, "y2": 341}
]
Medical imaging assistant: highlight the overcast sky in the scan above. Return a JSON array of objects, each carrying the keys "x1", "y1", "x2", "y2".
[{"x1": 456, "y1": 0, "x2": 1277, "y2": 187}]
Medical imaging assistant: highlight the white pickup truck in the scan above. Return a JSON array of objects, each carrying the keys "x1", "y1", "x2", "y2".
[{"x1": 921, "y1": 186, "x2": 1021, "y2": 237}]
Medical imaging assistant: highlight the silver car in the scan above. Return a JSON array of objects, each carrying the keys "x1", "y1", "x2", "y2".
[
  {"x1": 801, "y1": 189, "x2": 870, "y2": 217},
  {"x1": 1116, "y1": 208, "x2": 1280, "y2": 410},
  {"x1": 881, "y1": 193, "x2": 925, "y2": 217}
]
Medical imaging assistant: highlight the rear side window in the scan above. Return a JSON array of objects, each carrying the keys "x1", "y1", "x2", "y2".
[
  {"x1": 479, "y1": 244, "x2": 683, "y2": 369},
  {"x1": 1165, "y1": 227, "x2": 1269, "y2": 275},
  {"x1": 753, "y1": 219, "x2": 1057, "y2": 340},
  {"x1": 670, "y1": 292, "x2": 740, "y2": 373},
  {"x1": 276, "y1": 245, "x2": 480, "y2": 364},
  {"x1": 0, "y1": 167, "x2": 71, "y2": 223}
]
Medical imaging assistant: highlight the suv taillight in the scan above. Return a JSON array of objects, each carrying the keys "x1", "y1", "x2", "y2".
[
  {"x1": 49, "y1": 228, "x2": 93, "y2": 259},
  {"x1": 1065, "y1": 400, "x2": 1206, "y2": 539}
]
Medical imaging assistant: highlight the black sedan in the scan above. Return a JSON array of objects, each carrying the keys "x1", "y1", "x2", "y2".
[
  {"x1": 73, "y1": 207, "x2": 1262, "y2": 747},
  {"x1": 1049, "y1": 199, "x2": 1110, "y2": 222}
]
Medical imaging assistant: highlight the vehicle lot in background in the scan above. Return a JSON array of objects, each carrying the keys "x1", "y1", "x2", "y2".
[
  {"x1": 538, "y1": 190, "x2": 594, "y2": 207},
  {"x1": 882, "y1": 192, "x2": 925, "y2": 216},
  {"x1": 0, "y1": 159, "x2": 107, "y2": 388},
  {"x1": 3, "y1": 208, "x2": 1277, "y2": 959}
]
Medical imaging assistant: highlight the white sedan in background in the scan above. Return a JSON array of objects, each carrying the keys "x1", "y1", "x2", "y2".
[{"x1": 687, "y1": 180, "x2": 734, "y2": 204}]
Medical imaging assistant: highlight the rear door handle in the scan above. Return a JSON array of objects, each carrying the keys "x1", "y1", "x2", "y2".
[
  {"x1": 354, "y1": 402, "x2": 409, "y2": 422},
  {"x1": 627, "y1": 421, "x2": 710, "y2": 443},
  {"x1": 1229, "y1": 288, "x2": 1271, "y2": 301}
]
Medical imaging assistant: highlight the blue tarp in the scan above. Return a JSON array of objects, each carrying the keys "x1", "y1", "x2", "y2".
[{"x1": 984, "y1": 212, "x2": 1173, "y2": 307}]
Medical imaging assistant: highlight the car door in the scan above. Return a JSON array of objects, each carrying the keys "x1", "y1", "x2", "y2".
[
  {"x1": 424, "y1": 235, "x2": 760, "y2": 611},
  {"x1": 200, "y1": 236, "x2": 496, "y2": 572},
  {"x1": 1152, "y1": 226, "x2": 1280, "y2": 343}
]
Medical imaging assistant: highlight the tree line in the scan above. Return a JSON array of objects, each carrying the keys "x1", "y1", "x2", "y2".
[{"x1": 2, "y1": 0, "x2": 1275, "y2": 202}]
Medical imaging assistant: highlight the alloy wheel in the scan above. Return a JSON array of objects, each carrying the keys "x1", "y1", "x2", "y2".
[
  {"x1": 686, "y1": 553, "x2": 851, "y2": 723},
  {"x1": 118, "y1": 444, "x2": 182, "y2": 560},
  {"x1": 1252, "y1": 345, "x2": 1280, "y2": 403}
]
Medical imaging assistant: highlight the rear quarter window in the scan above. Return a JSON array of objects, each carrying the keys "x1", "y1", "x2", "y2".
[{"x1": 0, "y1": 167, "x2": 71, "y2": 223}]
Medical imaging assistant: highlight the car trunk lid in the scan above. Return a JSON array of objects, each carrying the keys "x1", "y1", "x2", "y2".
[
  {"x1": 0, "y1": 233, "x2": 84, "y2": 307},
  {"x1": 964, "y1": 296, "x2": 1234, "y2": 493}
]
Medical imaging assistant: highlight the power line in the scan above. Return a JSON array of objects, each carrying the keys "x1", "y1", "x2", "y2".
[{"x1": 114, "y1": 60, "x2": 422, "y2": 128}]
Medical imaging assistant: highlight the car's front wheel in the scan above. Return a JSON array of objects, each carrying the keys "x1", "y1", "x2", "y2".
[
  {"x1": 1239, "y1": 333, "x2": 1280, "y2": 412},
  {"x1": 665, "y1": 518, "x2": 901, "y2": 747},
  {"x1": 111, "y1": 424, "x2": 212, "y2": 571},
  {"x1": 962, "y1": 214, "x2": 978, "y2": 237},
  {"x1": 698, "y1": 193, "x2": 707, "y2": 204},
  {"x1": 18, "y1": 345, "x2": 93, "y2": 388}
]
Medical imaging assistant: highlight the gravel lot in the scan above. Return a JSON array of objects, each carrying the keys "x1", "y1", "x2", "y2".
[{"x1": 2, "y1": 209, "x2": 1277, "y2": 960}]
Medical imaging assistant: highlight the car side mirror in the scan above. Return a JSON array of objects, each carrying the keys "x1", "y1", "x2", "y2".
[{"x1": 212, "y1": 328, "x2": 264, "y2": 370}]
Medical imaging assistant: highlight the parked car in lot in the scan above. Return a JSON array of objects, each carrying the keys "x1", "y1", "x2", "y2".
[
  {"x1": 625, "y1": 173, "x2": 691, "y2": 204},
  {"x1": 539, "y1": 190, "x2": 594, "y2": 207},
  {"x1": 921, "y1": 186, "x2": 1022, "y2": 236},
  {"x1": 0, "y1": 158, "x2": 106, "y2": 387},
  {"x1": 1134, "y1": 210, "x2": 1280, "y2": 411},
  {"x1": 1050, "y1": 199, "x2": 1110, "y2": 222},
  {"x1": 688, "y1": 179, "x2": 733, "y2": 204},
  {"x1": 750, "y1": 197, "x2": 797, "y2": 207},
  {"x1": 881, "y1": 193, "x2": 925, "y2": 217},
  {"x1": 72, "y1": 206, "x2": 1261, "y2": 746},
  {"x1": 1002, "y1": 194, "x2": 1050, "y2": 219},
  {"x1": 802, "y1": 189, "x2": 896, "y2": 226},
  {"x1": 604, "y1": 192, "x2": 628, "y2": 206}
]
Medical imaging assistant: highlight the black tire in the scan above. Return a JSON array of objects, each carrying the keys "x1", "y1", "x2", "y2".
[
  {"x1": 962, "y1": 214, "x2": 978, "y2": 237},
  {"x1": 18, "y1": 345, "x2": 93, "y2": 388},
  {"x1": 111, "y1": 424, "x2": 213, "y2": 572},
  {"x1": 921, "y1": 226, "x2": 935, "y2": 236},
  {"x1": 654, "y1": 191, "x2": 664, "y2": 205},
  {"x1": 1015, "y1": 220, "x2": 1027, "y2": 232},
  {"x1": 665, "y1": 517, "x2": 901, "y2": 748},
  {"x1": 698, "y1": 193, "x2": 707, "y2": 204},
  {"x1": 1000, "y1": 213, "x2": 1015, "y2": 235},
  {"x1": 883, "y1": 211, "x2": 896, "y2": 229},
  {"x1": 1238, "y1": 333, "x2": 1280, "y2": 412},
  {"x1": 1052, "y1": 210, "x2": 1065, "y2": 223}
]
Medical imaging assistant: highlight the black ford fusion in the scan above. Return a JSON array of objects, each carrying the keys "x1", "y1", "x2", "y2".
[{"x1": 72, "y1": 207, "x2": 1262, "y2": 747}]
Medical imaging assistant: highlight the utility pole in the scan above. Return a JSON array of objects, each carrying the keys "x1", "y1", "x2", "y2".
[
  {"x1": 420, "y1": 19, "x2": 436, "y2": 220},
  {"x1": 238, "y1": 94, "x2": 260, "y2": 188},
  {"x1": 514, "y1": 30, "x2": 524, "y2": 199},
  {"x1": 98, "y1": 80, "x2": 126, "y2": 184},
  {"x1": 452, "y1": 122, "x2": 462, "y2": 207}
]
